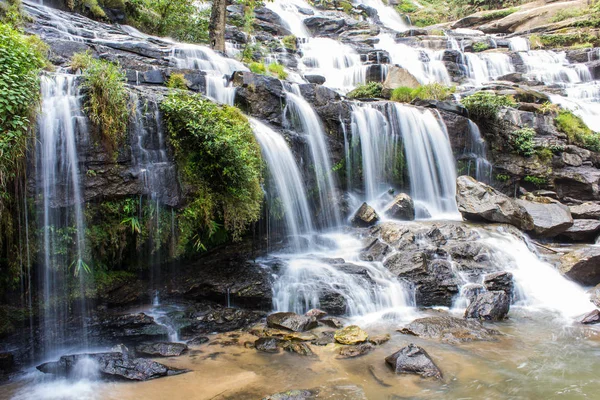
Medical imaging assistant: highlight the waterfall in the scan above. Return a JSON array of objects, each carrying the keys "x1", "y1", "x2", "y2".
[
  {"x1": 508, "y1": 37, "x2": 530, "y2": 52},
  {"x1": 356, "y1": 0, "x2": 409, "y2": 32},
  {"x1": 266, "y1": 0, "x2": 313, "y2": 38},
  {"x1": 250, "y1": 118, "x2": 315, "y2": 249},
  {"x1": 387, "y1": 104, "x2": 459, "y2": 218},
  {"x1": 520, "y1": 50, "x2": 590, "y2": 84},
  {"x1": 170, "y1": 45, "x2": 247, "y2": 105},
  {"x1": 466, "y1": 120, "x2": 492, "y2": 183},
  {"x1": 283, "y1": 85, "x2": 341, "y2": 228},
  {"x1": 464, "y1": 52, "x2": 514, "y2": 85},
  {"x1": 37, "y1": 73, "x2": 89, "y2": 356}
]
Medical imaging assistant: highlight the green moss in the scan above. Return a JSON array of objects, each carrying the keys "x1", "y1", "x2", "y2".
[
  {"x1": 496, "y1": 174, "x2": 511, "y2": 182},
  {"x1": 268, "y1": 62, "x2": 288, "y2": 80},
  {"x1": 536, "y1": 33, "x2": 599, "y2": 48},
  {"x1": 536, "y1": 147, "x2": 554, "y2": 162},
  {"x1": 391, "y1": 83, "x2": 455, "y2": 103},
  {"x1": 282, "y1": 35, "x2": 297, "y2": 51},
  {"x1": 72, "y1": 52, "x2": 128, "y2": 156},
  {"x1": 472, "y1": 42, "x2": 490, "y2": 52},
  {"x1": 511, "y1": 128, "x2": 536, "y2": 157},
  {"x1": 347, "y1": 82, "x2": 383, "y2": 99},
  {"x1": 161, "y1": 92, "x2": 263, "y2": 248},
  {"x1": 551, "y1": 8, "x2": 585, "y2": 23},
  {"x1": 480, "y1": 7, "x2": 517, "y2": 21},
  {"x1": 461, "y1": 91, "x2": 517, "y2": 121},
  {"x1": 166, "y1": 73, "x2": 188, "y2": 90},
  {"x1": 555, "y1": 110, "x2": 600, "y2": 152},
  {"x1": 390, "y1": 86, "x2": 415, "y2": 102}
]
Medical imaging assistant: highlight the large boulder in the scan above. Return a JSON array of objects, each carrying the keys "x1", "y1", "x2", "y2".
[
  {"x1": 384, "y1": 193, "x2": 415, "y2": 220},
  {"x1": 266, "y1": 312, "x2": 318, "y2": 332},
  {"x1": 381, "y1": 66, "x2": 421, "y2": 98},
  {"x1": 483, "y1": 271, "x2": 514, "y2": 298},
  {"x1": 399, "y1": 316, "x2": 501, "y2": 344},
  {"x1": 37, "y1": 352, "x2": 188, "y2": 381},
  {"x1": 464, "y1": 291, "x2": 510, "y2": 321},
  {"x1": 456, "y1": 176, "x2": 534, "y2": 231},
  {"x1": 559, "y1": 247, "x2": 600, "y2": 286},
  {"x1": 569, "y1": 202, "x2": 600, "y2": 219},
  {"x1": 351, "y1": 203, "x2": 380, "y2": 227},
  {"x1": 233, "y1": 71, "x2": 284, "y2": 125},
  {"x1": 560, "y1": 220, "x2": 600, "y2": 242},
  {"x1": 334, "y1": 325, "x2": 368, "y2": 345},
  {"x1": 135, "y1": 342, "x2": 188, "y2": 357},
  {"x1": 385, "y1": 344, "x2": 442, "y2": 379},
  {"x1": 515, "y1": 199, "x2": 573, "y2": 237}
]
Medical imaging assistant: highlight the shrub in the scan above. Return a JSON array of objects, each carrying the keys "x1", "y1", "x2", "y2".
[
  {"x1": 160, "y1": 92, "x2": 263, "y2": 249},
  {"x1": 511, "y1": 127, "x2": 536, "y2": 157},
  {"x1": 524, "y1": 175, "x2": 547, "y2": 187},
  {"x1": 536, "y1": 147, "x2": 554, "y2": 162},
  {"x1": 396, "y1": 0, "x2": 418, "y2": 13},
  {"x1": 0, "y1": 0, "x2": 25, "y2": 27},
  {"x1": 461, "y1": 91, "x2": 516, "y2": 121},
  {"x1": 480, "y1": 7, "x2": 517, "y2": 21},
  {"x1": 496, "y1": 174, "x2": 510, "y2": 182},
  {"x1": 166, "y1": 73, "x2": 188, "y2": 89},
  {"x1": 282, "y1": 35, "x2": 297, "y2": 51},
  {"x1": 551, "y1": 8, "x2": 585, "y2": 23},
  {"x1": 347, "y1": 82, "x2": 383, "y2": 99},
  {"x1": 73, "y1": 52, "x2": 128, "y2": 155},
  {"x1": 555, "y1": 110, "x2": 600, "y2": 152},
  {"x1": 390, "y1": 86, "x2": 415, "y2": 102},
  {"x1": 472, "y1": 42, "x2": 490, "y2": 52},
  {"x1": 268, "y1": 62, "x2": 288, "y2": 80},
  {"x1": 412, "y1": 83, "x2": 455, "y2": 101},
  {"x1": 249, "y1": 62, "x2": 266, "y2": 74},
  {"x1": 539, "y1": 101, "x2": 560, "y2": 115}
]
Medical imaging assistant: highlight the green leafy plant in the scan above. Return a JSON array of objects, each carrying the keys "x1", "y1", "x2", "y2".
[
  {"x1": 511, "y1": 127, "x2": 536, "y2": 157},
  {"x1": 555, "y1": 110, "x2": 600, "y2": 152},
  {"x1": 121, "y1": 216, "x2": 141, "y2": 234},
  {"x1": 461, "y1": 91, "x2": 516, "y2": 121},
  {"x1": 495, "y1": 174, "x2": 510, "y2": 182},
  {"x1": 539, "y1": 101, "x2": 560, "y2": 115},
  {"x1": 347, "y1": 82, "x2": 383, "y2": 99},
  {"x1": 268, "y1": 62, "x2": 288, "y2": 80},
  {"x1": 536, "y1": 147, "x2": 554, "y2": 162},
  {"x1": 249, "y1": 62, "x2": 266, "y2": 74},
  {"x1": 524, "y1": 175, "x2": 547, "y2": 188},
  {"x1": 166, "y1": 73, "x2": 188, "y2": 90},
  {"x1": 390, "y1": 86, "x2": 415, "y2": 102},
  {"x1": 472, "y1": 42, "x2": 490, "y2": 52},
  {"x1": 391, "y1": 83, "x2": 455, "y2": 103}
]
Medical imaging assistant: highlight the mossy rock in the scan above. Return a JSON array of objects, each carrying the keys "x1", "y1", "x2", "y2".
[{"x1": 334, "y1": 325, "x2": 368, "y2": 345}]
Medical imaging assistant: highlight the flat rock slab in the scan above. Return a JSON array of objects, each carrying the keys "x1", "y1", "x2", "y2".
[
  {"x1": 135, "y1": 342, "x2": 188, "y2": 357},
  {"x1": 267, "y1": 312, "x2": 318, "y2": 332},
  {"x1": 37, "y1": 352, "x2": 188, "y2": 381},
  {"x1": 385, "y1": 344, "x2": 442, "y2": 379},
  {"x1": 560, "y1": 219, "x2": 600, "y2": 242},
  {"x1": 334, "y1": 325, "x2": 368, "y2": 345},
  {"x1": 399, "y1": 316, "x2": 501, "y2": 344},
  {"x1": 516, "y1": 200, "x2": 573, "y2": 237}
]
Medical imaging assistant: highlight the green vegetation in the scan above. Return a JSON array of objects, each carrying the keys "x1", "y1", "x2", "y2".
[
  {"x1": 71, "y1": 52, "x2": 128, "y2": 155},
  {"x1": 282, "y1": 35, "x2": 297, "y2": 51},
  {"x1": 268, "y1": 62, "x2": 288, "y2": 80},
  {"x1": 461, "y1": 91, "x2": 516, "y2": 121},
  {"x1": 495, "y1": 174, "x2": 511, "y2": 182},
  {"x1": 551, "y1": 8, "x2": 585, "y2": 23},
  {"x1": 249, "y1": 61, "x2": 266, "y2": 74},
  {"x1": 472, "y1": 42, "x2": 490, "y2": 52},
  {"x1": 161, "y1": 92, "x2": 263, "y2": 250},
  {"x1": 248, "y1": 62, "x2": 288, "y2": 80},
  {"x1": 391, "y1": 83, "x2": 455, "y2": 103},
  {"x1": 536, "y1": 147, "x2": 554, "y2": 162},
  {"x1": 511, "y1": 127, "x2": 536, "y2": 157},
  {"x1": 480, "y1": 7, "x2": 517, "y2": 21},
  {"x1": 538, "y1": 101, "x2": 560, "y2": 115},
  {"x1": 166, "y1": 73, "x2": 188, "y2": 90},
  {"x1": 524, "y1": 175, "x2": 547, "y2": 188},
  {"x1": 0, "y1": 0, "x2": 27, "y2": 27},
  {"x1": 555, "y1": 110, "x2": 600, "y2": 152},
  {"x1": 347, "y1": 82, "x2": 383, "y2": 99},
  {"x1": 528, "y1": 32, "x2": 599, "y2": 49}
]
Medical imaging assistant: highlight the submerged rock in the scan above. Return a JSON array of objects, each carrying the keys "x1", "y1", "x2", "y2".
[
  {"x1": 559, "y1": 247, "x2": 600, "y2": 286},
  {"x1": 186, "y1": 336, "x2": 209, "y2": 346},
  {"x1": 255, "y1": 337, "x2": 283, "y2": 353},
  {"x1": 135, "y1": 342, "x2": 188, "y2": 357},
  {"x1": 580, "y1": 309, "x2": 600, "y2": 325},
  {"x1": 399, "y1": 316, "x2": 500, "y2": 344},
  {"x1": 334, "y1": 325, "x2": 368, "y2": 345},
  {"x1": 368, "y1": 334, "x2": 391, "y2": 345},
  {"x1": 464, "y1": 291, "x2": 510, "y2": 321},
  {"x1": 312, "y1": 331, "x2": 335, "y2": 346},
  {"x1": 37, "y1": 352, "x2": 188, "y2": 381},
  {"x1": 283, "y1": 341, "x2": 314, "y2": 356},
  {"x1": 338, "y1": 343, "x2": 374, "y2": 358},
  {"x1": 384, "y1": 193, "x2": 415, "y2": 221},
  {"x1": 456, "y1": 176, "x2": 534, "y2": 231},
  {"x1": 267, "y1": 312, "x2": 318, "y2": 332},
  {"x1": 351, "y1": 203, "x2": 380, "y2": 227},
  {"x1": 263, "y1": 389, "x2": 317, "y2": 400},
  {"x1": 385, "y1": 344, "x2": 442, "y2": 379}
]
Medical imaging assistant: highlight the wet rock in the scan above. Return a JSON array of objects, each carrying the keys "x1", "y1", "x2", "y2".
[
  {"x1": 359, "y1": 238, "x2": 390, "y2": 262},
  {"x1": 569, "y1": 202, "x2": 600, "y2": 219},
  {"x1": 456, "y1": 176, "x2": 534, "y2": 231},
  {"x1": 515, "y1": 199, "x2": 573, "y2": 237},
  {"x1": 368, "y1": 334, "x2": 391, "y2": 345},
  {"x1": 385, "y1": 344, "x2": 442, "y2": 379},
  {"x1": 312, "y1": 331, "x2": 335, "y2": 346},
  {"x1": 384, "y1": 193, "x2": 415, "y2": 221},
  {"x1": 89, "y1": 313, "x2": 168, "y2": 344},
  {"x1": 0, "y1": 352, "x2": 14, "y2": 374},
  {"x1": 465, "y1": 291, "x2": 510, "y2": 321},
  {"x1": 334, "y1": 325, "x2": 368, "y2": 345},
  {"x1": 263, "y1": 389, "x2": 317, "y2": 400},
  {"x1": 233, "y1": 71, "x2": 284, "y2": 125},
  {"x1": 559, "y1": 247, "x2": 600, "y2": 286},
  {"x1": 179, "y1": 306, "x2": 266, "y2": 339},
  {"x1": 483, "y1": 271, "x2": 514, "y2": 298},
  {"x1": 186, "y1": 336, "x2": 209, "y2": 346},
  {"x1": 399, "y1": 316, "x2": 501, "y2": 344},
  {"x1": 351, "y1": 203, "x2": 380, "y2": 227},
  {"x1": 580, "y1": 309, "x2": 600, "y2": 325},
  {"x1": 267, "y1": 312, "x2": 318, "y2": 332},
  {"x1": 381, "y1": 66, "x2": 420, "y2": 98},
  {"x1": 255, "y1": 337, "x2": 283, "y2": 353},
  {"x1": 590, "y1": 284, "x2": 600, "y2": 307},
  {"x1": 304, "y1": 16, "x2": 346, "y2": 36},
  {"x1": 37, "y1": 352, "x2": 188, "y2": 381},
  {"x1": 560, "y1": 219, "x2": 600, "y2": 242},
  {"x1": 320, "y1": 317, "x2": 344, "y2": 329},
  {"x1": 304, "y1": 75, "x2": 326, "y2": 85},
  {"x1": 305, "y1": 309, "x2": 327, "y2": 319},
  {"x1": 283, "y1": 341, "x2": 314, "y2": 356},
  {"x1": 338, "y1": 343, "x2": 374, "y2": 358},
  {"x1": 135, "y1": 342, "x2": 188, "y2": 357}
]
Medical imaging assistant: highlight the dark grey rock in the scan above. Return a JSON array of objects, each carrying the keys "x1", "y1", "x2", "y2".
[
  {"x1": 304, "y1": 75, "x2": 326, "y2": 85},
  {"x1": 399, "y1": 316, "x2": 501, "y2": 344},
  {"x1": 384, "y1": 193, "x2": 415, "y2": 220},
  {"x1": 135, "y1": 342, "x2": 188, "y2": 357},
  {"x1": 338, "y1": 343, "x2": 374, "y2": 358},
  {"x1": 560, "y1": 247, "x2": 600, "y2": 286},
  {"x1": 483, "y1": 271, "x2": 514, "y2": 298},
  {"x1": 266, "y1": 312, "x2": 318, "y2": 332},
  {"x1": 255, "y1": 337, "x2": 283, "y2": 353},
  {"x1": 465, "y1": 291, "x2": 510, "y2": 321},
  {"x1": 385, "y1": 344, "x2": 442, "y2": 379}
]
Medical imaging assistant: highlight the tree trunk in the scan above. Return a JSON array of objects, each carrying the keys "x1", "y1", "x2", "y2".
[{"x1": 209, "y1": 0, "x2": 227, "y2": 53}]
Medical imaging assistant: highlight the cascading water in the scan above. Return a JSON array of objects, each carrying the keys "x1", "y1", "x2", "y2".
[
  {"x1": 355, "y1": 0, "x2": 408, "y2": 32},
  {"x1": 464, "y1": 52, "x2": 514, "y2": 85},
  {"x1": 465, "y1": 120, "x2": 492, "y2": 183},
  {"x1": 283, "y1": 85, "x2": 341, "y2": 228},
  {"x1": 37, "y1": 73, "x2": 89, "y2": 356},
  {"x1": 250, "y1": 118, "x2": 315, "y2": 249},
  {"x1": 170, "y1": 45, "x2": 248, "y2": 105}
]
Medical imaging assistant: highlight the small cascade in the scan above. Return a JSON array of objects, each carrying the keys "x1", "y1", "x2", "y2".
[
  {"x1": 266, "y1": 0, "x2": 313, "y2": 38},
  {"x1": 37, "y1": 73, "x2": 89, "y2": 356},
  {"x1": 170, "y1": 45, "x2": 248, "y2": 105},
  {"x1": 465, "y1": 120, "x2": 492, "y2": 183},
  {"x1": 250, "y1": 118, "x2": 315, "y2": 249},
  {"x1": 386, "y1": 104, "x2": 459, "y2": 218},
  {"x1": 464, "y1": 52, "x2": 514, "y2": 85},
  {"x1": 356, "y1": 0, "x2": 409, "y2": 32},
  {"x1": 520, "y1": 50, "x2": 590, "y2": 84},
  {"x1": 508, "y1": 37, "x2": 530, "y2": 52},
  {"x1": 283, "y1": 85, "x2": 341, "y2": 228}
]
